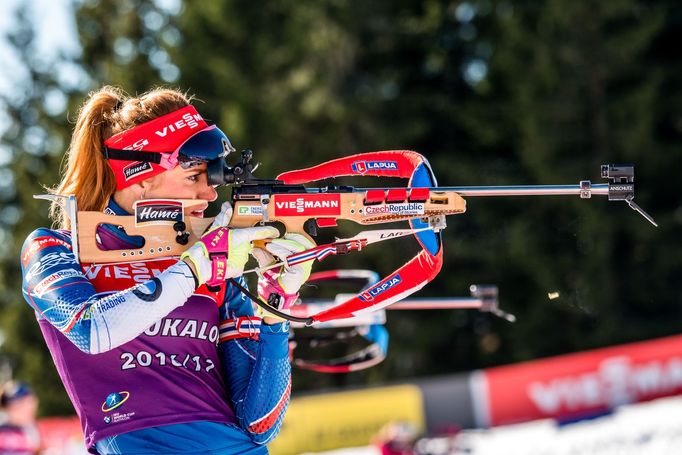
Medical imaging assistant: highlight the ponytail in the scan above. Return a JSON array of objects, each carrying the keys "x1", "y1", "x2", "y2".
[
  {"x1": 49, "y1": 86, "x2": 122, "y2": 228},
  {"x1": 49, "y1": 86, "x2": 192, "y2": 228}
]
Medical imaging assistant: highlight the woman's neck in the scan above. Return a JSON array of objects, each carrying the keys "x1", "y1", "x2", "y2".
[{"x1": 112, "y1": 188, "x2": 139, "y2": 214}]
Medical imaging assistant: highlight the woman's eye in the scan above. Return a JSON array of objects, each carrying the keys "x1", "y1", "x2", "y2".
[{"x1": 187, "y1": 174, "x2": 200, "y2": 183}]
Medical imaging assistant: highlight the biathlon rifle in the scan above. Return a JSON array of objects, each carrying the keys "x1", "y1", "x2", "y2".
[{"x1": 37, "y1": 150, "x2": 656, "y2": 326}]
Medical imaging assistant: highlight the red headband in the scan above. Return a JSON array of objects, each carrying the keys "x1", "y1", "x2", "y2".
[{"x1": 103, "y1": 105, "x2": 208, "y2": 190}]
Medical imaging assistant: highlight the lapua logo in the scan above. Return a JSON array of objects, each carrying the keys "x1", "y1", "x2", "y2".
[
  {"x1": 134, "y1": 200, "x2": 184, "y2": 226},
  {"x1": 273, "y1": 194, "x2": 341, "y2": 216},
  {"x1": 352, "y1": 160, "x2": 398, "y2": 174},
  {"x1": 123, "y1": 161, "x2": 154, "y2": 181},
  {"x1": 359, "y1": 274, "x2": 402, "y2": 301}
]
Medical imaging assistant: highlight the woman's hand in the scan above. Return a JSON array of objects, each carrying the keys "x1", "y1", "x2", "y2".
[
  {"x1": 252, "y1": 233, "x2": 316, "y2": 322},
  {"x1": 181, "y1": 202, "x2": 279, "y2": 287}
]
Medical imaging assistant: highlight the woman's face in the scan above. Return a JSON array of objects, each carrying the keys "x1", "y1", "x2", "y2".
[{"x1": 143, "y1": 162, "x2": 218, "y2": 217}]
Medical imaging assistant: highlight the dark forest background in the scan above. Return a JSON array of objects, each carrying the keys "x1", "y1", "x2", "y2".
[{"x1": 0, "y1": 0, "x2": 679, "y2": 415}]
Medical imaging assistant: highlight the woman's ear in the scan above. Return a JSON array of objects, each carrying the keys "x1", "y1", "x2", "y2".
[
  {"x1": 133, "y1": 181, "x2": 147, "y2": 200},
  {"x1": 111, "y1": 181, "x2": 147, "y2": 213}
]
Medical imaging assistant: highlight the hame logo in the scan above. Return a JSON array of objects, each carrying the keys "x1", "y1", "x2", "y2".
[
  {"x1": 359, "y1": 274, "x2": 402, "y2": 301},
  {"x1": 274, "y1": 194, "x2": 341, "y2": 216},
  {"x1": 352, "y1": 160, "x2": 398, "y2": 174},
  {"x1": 134, "y1": 200, "x2": 183, "y2": 226},
  {"x1": 123, "y1": 161, "x2": 154, "y2": 181}
]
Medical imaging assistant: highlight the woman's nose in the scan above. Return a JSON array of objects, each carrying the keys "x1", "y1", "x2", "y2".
[{"x1": 199, "y1": 184, "x2": 218, "y2": 202}]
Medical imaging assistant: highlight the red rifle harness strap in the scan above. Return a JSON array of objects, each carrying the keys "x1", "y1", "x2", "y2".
[{"x1": 278, "y1": 150, "x2": 444, "y2": 324}]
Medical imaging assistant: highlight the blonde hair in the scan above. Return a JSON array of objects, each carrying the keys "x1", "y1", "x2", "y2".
[{"x1": 49, "y1": 86, "x2": 193, "y2": 228}]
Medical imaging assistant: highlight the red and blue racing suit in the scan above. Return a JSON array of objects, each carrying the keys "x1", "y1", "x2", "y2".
[{"x1": 20, "y1": 199, "x2": 291, "y2": 454}]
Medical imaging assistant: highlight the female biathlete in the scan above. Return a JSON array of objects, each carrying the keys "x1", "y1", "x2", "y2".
[{"x1": 20, "y1": 86, "x2": 313, "y2": 454}]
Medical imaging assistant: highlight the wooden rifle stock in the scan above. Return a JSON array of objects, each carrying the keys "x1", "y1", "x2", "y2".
[{"x1": 72, "y1": 189, "x2": 466, "y2": 264}]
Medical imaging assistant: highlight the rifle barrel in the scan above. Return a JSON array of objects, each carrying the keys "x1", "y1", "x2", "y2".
[
  {"x1": 358, "y1": 183, "x2": 609, "y2": 197},
  {"x1": 389, "y1": 298, "x2": 483, "y2": 310}
]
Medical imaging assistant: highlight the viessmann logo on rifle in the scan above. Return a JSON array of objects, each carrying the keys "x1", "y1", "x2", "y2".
[
  {"x1": 134, "y1": 200, "x2": 184, "y2": 227},
  {"x1": 273, "y1": 194, "x2": 341, "y2": 216}
]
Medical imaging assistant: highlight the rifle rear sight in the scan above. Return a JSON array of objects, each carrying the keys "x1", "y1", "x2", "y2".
[{"x1": 207, "y1": 148, "x2": 280, "y2": 186}]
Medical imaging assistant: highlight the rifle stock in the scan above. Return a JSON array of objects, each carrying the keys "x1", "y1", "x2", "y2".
[
  {"x1": 76, "y1": 199, "x2": 212, "y2": 263},
  {"x1": 73, "y1": 189, "x2": 466, "y2": 264}
]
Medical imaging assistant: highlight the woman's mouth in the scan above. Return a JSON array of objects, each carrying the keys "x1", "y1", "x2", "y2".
[{"x1": 187, "y1": 201, "x2": 209, "y2": 218}]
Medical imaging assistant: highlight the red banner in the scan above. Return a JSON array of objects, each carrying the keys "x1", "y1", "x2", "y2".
[
  {"x1": 37, "y1": 416, "x2": 84, "y2": 454},
  {"x1": 475, "y1": 334, "x2": 682, "y2": 427}
]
